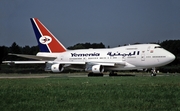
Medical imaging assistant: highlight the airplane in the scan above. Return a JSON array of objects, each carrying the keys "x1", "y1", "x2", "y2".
[{"x1": 3, "y1": 18, "x2": 175, "y2": 76}]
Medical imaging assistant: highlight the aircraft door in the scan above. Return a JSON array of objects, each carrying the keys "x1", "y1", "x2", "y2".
[
  {"x1": 83, "y1": 57, "x2": 86, "y2": 62},
  {"x1": 141, "y1": 51, "x2": 145, "y2": 61},
  {"x1": 60, "y1": 55, "x2": 64, "y2": 61},
  {"x1": 122, "y1": 56, "x2": 126, "y2": 61}
]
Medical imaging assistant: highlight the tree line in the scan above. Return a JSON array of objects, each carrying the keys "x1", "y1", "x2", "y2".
[
  {"x1": 0, "y1": 42, "x2": 105, "y2": 62},
  {"x1": 0, "y1": 40, "x2": 180, "y2": 73}
]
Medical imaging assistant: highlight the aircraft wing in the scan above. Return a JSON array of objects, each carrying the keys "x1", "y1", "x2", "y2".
[
  {"x1": 2, "y1": 61, "x2": 86, "y2": 65},
  {"x1": 3, "y1": 60, "x2": 126, "y2": 66},
  {"x1": 3, "y1": 60, "x2": 127, "y2": 73},
  {"x1": 85, "y1": 61, "x2": 126, "y2": 66},
  {"x1": 2, "y1": 61, "x2": 47, "y2": 65},
  {"x1": 50, "y1": 61, "x2": 126, "y2": 66},
  {"x1": 8, "y1": 53, "x2": 56, "y2": 60}
]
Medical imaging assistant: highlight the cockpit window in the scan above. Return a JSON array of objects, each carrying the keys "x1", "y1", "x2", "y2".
[{"x1": 154, "y1": 46, "x2": 162, "y2": 48}]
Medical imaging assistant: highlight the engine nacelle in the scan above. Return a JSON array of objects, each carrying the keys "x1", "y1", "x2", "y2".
[
  {"x1": 51, "y1": 64, "x2": 64, "y2": 72},
  {"x1": 91, "y1": 65, "x2": 104, "y2": 73}
]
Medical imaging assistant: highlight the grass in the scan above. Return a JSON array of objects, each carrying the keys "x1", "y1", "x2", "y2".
[{"x1": 0, "y1": 76, "x2": 180, "y2": 111}]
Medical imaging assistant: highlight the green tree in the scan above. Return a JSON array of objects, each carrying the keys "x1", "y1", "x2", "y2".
[
  {"x1": 68, "y1": 42, "x2": 105, "y2": 49},
  {"x1": 0, "y1": 46, "x2": 8, "y2": 64},
  {"x1": 10, "y1": 42, "x2": 22, "y2": 54}
]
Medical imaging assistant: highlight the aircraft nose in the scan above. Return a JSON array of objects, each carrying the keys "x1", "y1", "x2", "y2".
[{"x1": 167, "y1": 52, "x2": 175, "y2": 62}]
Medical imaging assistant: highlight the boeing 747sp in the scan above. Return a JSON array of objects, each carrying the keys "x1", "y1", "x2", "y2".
[{"x1": 3, "y1": 18, "x2": 175, "y2": 76}]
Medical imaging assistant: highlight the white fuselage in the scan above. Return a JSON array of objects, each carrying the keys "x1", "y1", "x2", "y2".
[
  {"x1": 37, "y1": 44, "x2": 175, "y2": 71},
  {"x1": 3, "y1": 18, "x2": 175, "y2": 74}
]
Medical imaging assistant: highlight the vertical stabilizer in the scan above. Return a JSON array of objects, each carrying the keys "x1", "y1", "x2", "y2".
[{"x1": 30, "y1": 18, "x2": 66, "y2": 53}]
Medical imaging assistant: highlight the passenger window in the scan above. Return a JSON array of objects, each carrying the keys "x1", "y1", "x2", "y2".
[{"x1": 147, "y1": 46, "x2": 151, "y2": 51}]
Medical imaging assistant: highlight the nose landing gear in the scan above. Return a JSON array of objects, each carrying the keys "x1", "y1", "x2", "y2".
[{"x1": 151, "y1": 68, "x2": 156, "y2": 76}]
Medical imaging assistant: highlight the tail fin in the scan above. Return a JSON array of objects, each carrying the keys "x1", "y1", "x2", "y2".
[{"x1": 30, "y1": 18, "x2": 66, "y2": 53}]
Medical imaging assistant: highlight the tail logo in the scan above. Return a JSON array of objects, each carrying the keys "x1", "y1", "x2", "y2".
[
  {"x1": 31, "y1": 18, "x2": 67, "y2": 52},
  {"x1": 39, "y1": 36, "x2": 52, "y2": 45}
]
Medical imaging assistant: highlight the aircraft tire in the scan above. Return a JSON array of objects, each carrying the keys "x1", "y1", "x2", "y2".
[
  {"x1": 109, "y1": 72, "x2": 118, "y2": 76},
  {"x1": 151, "y1": 73, "x2": 156, "y2": 76},
  {"x1": 88, "y1": 72, "x2": 103, "y2": 77}
]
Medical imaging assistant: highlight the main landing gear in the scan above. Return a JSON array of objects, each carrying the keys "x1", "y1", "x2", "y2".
[
  {"x1": 88, "y1": 72, "x2": 104, "y2": 77},
  {"x1": 109, "y1": 71, "x2": 117, "y2": 76}
]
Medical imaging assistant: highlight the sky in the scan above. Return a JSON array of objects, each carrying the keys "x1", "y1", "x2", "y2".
[{"x1": 0, "y1": 0, "x2": 180, "y2": 48}]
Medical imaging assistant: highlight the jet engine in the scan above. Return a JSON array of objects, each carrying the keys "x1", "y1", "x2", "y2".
[
  {"x1": 86, "y1": 64, "x2": 104, "y2": 73},
  {"x1": 51, "y1": 64, "x2": 64, "y2": 72}
]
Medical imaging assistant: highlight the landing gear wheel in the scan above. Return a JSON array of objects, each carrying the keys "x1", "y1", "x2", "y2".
[
  {"x1": 88, "y1": 72, "x2": 94, "y2": 77},
  {"x1": 151, "y1": 68, "x2": 156, "y2": 76},
  {"x1": 151, "y1": 73, "x2": 156, "y2": 76},
  {"x1": 88, "y1": 72, "x2": 103, "y2": 77},
  {"x1": 109, "y1": 71, "x2": 117, "y2": 76}
]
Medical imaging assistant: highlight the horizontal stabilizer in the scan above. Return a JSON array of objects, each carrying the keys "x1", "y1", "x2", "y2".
[{"x1": 8, "y1": 53, "x2": 56, "y2": 60}]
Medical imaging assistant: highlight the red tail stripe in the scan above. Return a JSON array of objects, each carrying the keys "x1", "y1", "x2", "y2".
[{"x1": 34, "y1": 18, "x2": 66, "y2": 53}]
